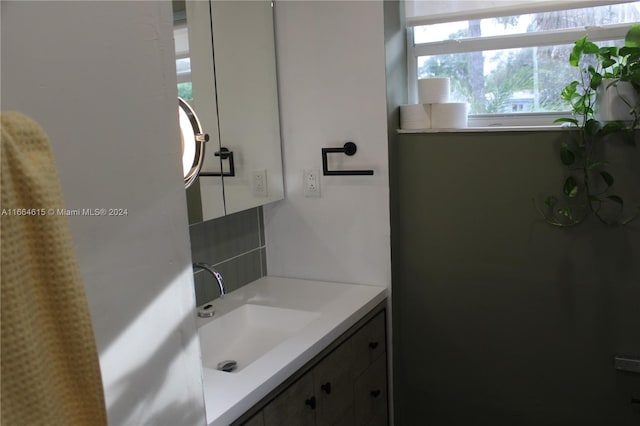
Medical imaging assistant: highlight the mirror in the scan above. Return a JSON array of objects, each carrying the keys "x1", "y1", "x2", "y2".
[
  {"x1": 172, "y1": 0, "x2": 284, "y2": 223},
  {"x1": 179, "y1": 97, "x2": 208, "y2": 189}
]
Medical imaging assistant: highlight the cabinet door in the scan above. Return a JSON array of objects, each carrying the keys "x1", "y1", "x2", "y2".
[
  {"x1": 354, "y1": 355, "x2": 388, "y2": 426},
  {"x1": 209, "y1": 0, "x2": 284, "y2": 215},
  {"x1": 179, "y1": 0, "x2": 226, "y2": 221},
  {"x1": 178, "y1": 0, "x2": 285, "y2": 223},
  {"x1": 332, "y1": 406, "x2": 354, "y2": 426},
  {"x1": 243, "y1": 411, "x2": 265, "y2": 426},
  {"x1": 314, "y1": 339, "x2": 355, "y2": 426},
  {"x1": 264, "y1": 371, "x2": 316, "y2": 426},
  {"x1": 352, "y1": 311, "x2": 386, "y2": 378}
]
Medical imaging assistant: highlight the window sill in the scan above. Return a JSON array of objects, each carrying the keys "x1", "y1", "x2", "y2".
[{"x1": 397, "y1": 125, "x2": 569, "y2": 133}]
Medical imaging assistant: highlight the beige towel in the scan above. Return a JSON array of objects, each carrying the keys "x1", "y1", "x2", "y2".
[{"x1": 1, "y1": 112, "x2": 107, "y2": 425}]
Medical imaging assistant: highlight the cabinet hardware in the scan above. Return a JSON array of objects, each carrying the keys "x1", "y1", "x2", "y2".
[
  {"x1": 320, "y1": 382, "x2": 332, "y2": 395},
  {"x1": 370, "y1": 389, "x2": 381, "y2": 398},
  {"x1": 368, "y1": 341, "x2": 379, "y2": 350},
  {"x1": 321, "y1": 142, "x2": 374, "y2": 176},
  {"x1": 200, "y1": 147, "x2": 235, "y2": 177},
  {"x1": 305, "y1": 396, "x2": 316, "y2": 410}
]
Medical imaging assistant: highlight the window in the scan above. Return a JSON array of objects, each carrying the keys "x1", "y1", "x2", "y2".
[
  {"x1": 406, "y1": 0, "x2": 640, "y2": 126},
  {"x1": 176, "y1": 56, "x2": 193, "y2": 100},
  {"x1": 174, "y1": 14, "x2": 194, "y2": 101}
]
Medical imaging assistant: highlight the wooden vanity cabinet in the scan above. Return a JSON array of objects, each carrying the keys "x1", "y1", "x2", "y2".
[
  {"x1": 352, "y1": 311, "x2": 387, "y2": 426},
  {"x1": 313, "y1": 338, "x2": 355, "y2": 426},
  {"x1": 235, "y1": 302, "x2": 388, "y2": 426},
  {"x1": 263, "y1": 372, "x2": 315, "y2": 426},
  {"x1": 242, "y1": 412, "x2": 265, "y2": 426},
  {"x1": 354, "y1": 355, "x2": 388, "y2": 426}
]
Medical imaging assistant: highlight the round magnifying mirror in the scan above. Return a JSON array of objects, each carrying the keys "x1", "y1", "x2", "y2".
[{"x1": 178, "y1": 97, "x2": 208, "y2": 188}]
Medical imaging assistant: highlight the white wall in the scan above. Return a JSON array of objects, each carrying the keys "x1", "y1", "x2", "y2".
[
  {"x1": 1, "y1": 2, "x2": 206, "y2": 425},
  {"x1": 265, "y1": 0, "x2": 391, "y2": 288}
]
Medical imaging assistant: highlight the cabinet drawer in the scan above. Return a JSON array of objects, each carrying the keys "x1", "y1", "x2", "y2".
[
  {"x1": 352, "y1": 310, "x2": 386, "y2": 378},
  {"x1": 354, "y1": 355, "x2": 388, "y2": 426}
]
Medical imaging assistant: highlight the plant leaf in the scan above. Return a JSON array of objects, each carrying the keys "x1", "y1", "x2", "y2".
[
  {"x1": 570, "y1": 36, "x2": 588, "y2": 67},
  {"x1": 590, "y1": 72, "x2": 602, "y2": 90},
  {"x1": 553, "y1": 117, "x2": 579, "y2": 126},
  {"x1": 630, "y1": 73, "x2": 640, "y2": 85},
  {"x1": 587, "y1": 161, "x2": 609, "y2": 170},
  {"x1": 599, "y1": 121, "x2": 625, "y2": 135},
  {"x1": 608, "y1": 195, "x2": 624, "y2": 205},
  {"x1": 600, "y1": 171, "x2": 614, "y2": 187},
  {"x1": 564, "y1": 176, "x2": 578, "y2": 198},
  {"x1": 560, "y1": 143, "x2": 575, "y2": 165},
  {"x1": 626, "y1": 51, "x2": 640, "y2": 68},
  {"x1": 599, "y1": 46, "x2": 619, "y2": 57},
  {"x1": 560, "y1": 81, "x2": 579, "y2": 102},
  {"x1": 620, "y1": 46, "x2": 640, "y2": 57},
  {"x1": 544, "y1": 195, "x2": 557, "y2": 208},
  {"x1": 585, "y1": 119, "x2": 602, "y2": 136},
  {"x1": 625, "y1": 23, "x2": 640, "y2": 48},
  {"x1": 574, "y1": 97, "x2": 588, "y2": 113},
  {"x1": 584, "y1": 41, "x2": 600, "y2": 54}
]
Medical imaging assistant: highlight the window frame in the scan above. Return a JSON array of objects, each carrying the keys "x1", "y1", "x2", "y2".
[{"x1": 407, "y1": 15, "x2": 633, "y2": 127}]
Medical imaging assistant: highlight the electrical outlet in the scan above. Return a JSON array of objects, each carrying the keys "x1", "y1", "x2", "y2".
[
  {"x1": 252, "y1": 169, "x2": 268, "y2": 197},
  {"x1": 303, "y1": 169, "x2": 321, "y2": 198}
]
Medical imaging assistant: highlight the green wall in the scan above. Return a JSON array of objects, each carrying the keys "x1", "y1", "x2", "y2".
[{"x1": 391, "y1": 130, "x2": 640, "y2": 425}]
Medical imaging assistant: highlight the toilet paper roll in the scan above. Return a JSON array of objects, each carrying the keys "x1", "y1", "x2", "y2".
[
  {"x1": 418, "y1": 78, "x2": 450, "y2": 104},
  {"x1": 400, "y1": 104, "x2": 431, "y2": 129},
  {"x1": 430, "y1": 103, "x2": 468, "y2": 129}
]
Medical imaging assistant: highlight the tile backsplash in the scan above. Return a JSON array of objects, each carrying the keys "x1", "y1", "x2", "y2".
[{"x1": 189, "y1": 207, "x2": 266, "y2": 306}]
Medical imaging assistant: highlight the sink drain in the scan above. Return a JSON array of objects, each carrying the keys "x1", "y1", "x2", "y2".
[{"x1": 216, "y1": 360, "x2": 237, "y2": 373}]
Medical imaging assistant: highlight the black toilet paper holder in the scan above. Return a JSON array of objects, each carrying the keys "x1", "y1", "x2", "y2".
[{"x1": 321, "y1": 142, "x2": 374, "y2": 176}]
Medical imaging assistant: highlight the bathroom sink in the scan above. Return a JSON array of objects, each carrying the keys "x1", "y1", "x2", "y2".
[
  {"x1": 198, "y1": 304, "x2": 320, "y2": 372},
  {"x1": 197, "y1": 276, "x2": 387, "y2": 425}
]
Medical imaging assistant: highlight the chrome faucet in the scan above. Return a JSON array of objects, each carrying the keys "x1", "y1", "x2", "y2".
[{"x1": 193, "y1": 262, "x2": 226, "y2": 298}]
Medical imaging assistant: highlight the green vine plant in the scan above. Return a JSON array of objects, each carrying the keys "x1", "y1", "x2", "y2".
[{"x1": 536, "y1": 23, "x2": 640, "y2": 227}]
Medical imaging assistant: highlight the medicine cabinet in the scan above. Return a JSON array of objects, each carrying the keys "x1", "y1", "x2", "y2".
[{"x1": 173, "y1": 0, "x2": 284, "y2": 223}]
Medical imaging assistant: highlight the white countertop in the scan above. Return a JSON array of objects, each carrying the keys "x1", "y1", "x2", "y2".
[{"x1": 196, "y1": 276, "x2": 387, "y2": 426}]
